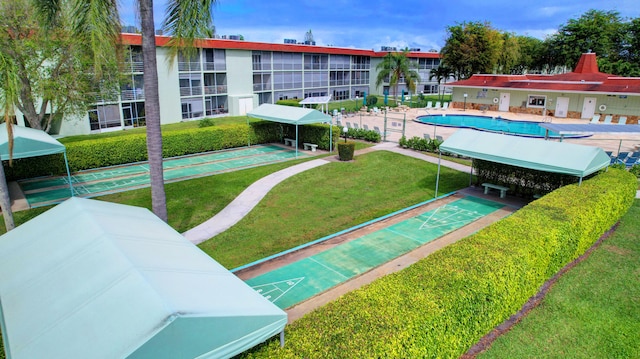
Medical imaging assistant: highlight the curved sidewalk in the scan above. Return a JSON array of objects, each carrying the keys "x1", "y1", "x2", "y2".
[
  {"x1": 183, "y1": 158, "x2": 330, "y2": 244},
  {"x1": 183, "y1": 143, "x2": 472, "y2": 245}
]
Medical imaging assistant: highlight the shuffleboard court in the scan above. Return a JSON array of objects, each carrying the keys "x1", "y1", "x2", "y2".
[
  {"x1": 18, "y1": 145, "x2": 308, "y2": 208},
  {"x1": 245, "y1": 196, "x2": 504, "y2": 309}
]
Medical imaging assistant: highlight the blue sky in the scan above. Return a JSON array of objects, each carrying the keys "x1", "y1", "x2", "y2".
[{"x1": 119, "y1": 0, "x2": 638, "y2": 51}]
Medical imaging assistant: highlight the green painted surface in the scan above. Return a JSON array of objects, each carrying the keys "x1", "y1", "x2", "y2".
[
  {"x1": 19, "y1": 145, "x2": 307, "y2": 207},
  {"x1": 245, "y1": 196, "x2": 504, "y2": 309}
]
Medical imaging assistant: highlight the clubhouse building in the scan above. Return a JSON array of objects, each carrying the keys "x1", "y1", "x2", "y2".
[{"x1": 447, "y1": 53, "x2": 640, "y2": 124}]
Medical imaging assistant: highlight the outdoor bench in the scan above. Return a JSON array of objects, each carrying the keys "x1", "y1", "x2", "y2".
[
  {"x1": 284, "y1": 138, "x2": 295, "y2": 147},
  {"x1": 482, "y1": 183, "x2": 509, "y2": 198},
  {"x1": 303, "y1": 143, "x2": 318, "y2": 152}
]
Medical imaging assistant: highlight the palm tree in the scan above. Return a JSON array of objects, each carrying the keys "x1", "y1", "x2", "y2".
[
  {"x1": 375, "y1": 50, "x2": 420, "y2": 105},
  {"x1": 31, "y1": 0, "x2": 217, "y2": 222},
  {"x1": 0, "y1": 55, "x2": 18, "y2": 230},
  {"x1": 429, "y1": 65, "x2": 454, "y2": 102}
]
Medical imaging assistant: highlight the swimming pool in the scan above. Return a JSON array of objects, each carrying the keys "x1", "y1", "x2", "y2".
[{"x1": 416, "y1": 114, "x2": 590, "y2": 139}]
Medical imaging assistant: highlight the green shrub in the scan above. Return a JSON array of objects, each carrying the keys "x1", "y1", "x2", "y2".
[
  {"x1": 337, "y1": 142, "x2": 356, "y2": 161},
  {"x1": 198, "y1": 118, "x2": 215, "y2": 128},
  {"x1": 399, "y1": 135, "x2": 440, "y2": 153},
  {"x1": 366, "y1": 95, "x2": 378, "y2": 107},
  {"x1": 276, "y1": 99, "x2": 302, "y2": 107},
  {"x1": 241, "y1": 169, "x2": 636, "y2": 358},
  {"x1": 629, "y1": 164, "x2": 640, "y2": 177}
]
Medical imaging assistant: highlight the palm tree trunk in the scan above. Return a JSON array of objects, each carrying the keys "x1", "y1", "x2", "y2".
[
  {"x1": 0, "y1": 161, "x2": 15, "y2": 231},
  {"x1": 140, "y1": 0, "x2": 168, "y2": 222}
]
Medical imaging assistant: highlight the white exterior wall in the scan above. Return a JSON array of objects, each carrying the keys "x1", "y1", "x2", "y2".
[
  {"x1": 225, "y1": 49, "x2": 258, "y2": 116},
  {"x1": 156, "y1": 47, "x2": 183, "y2": 124}
]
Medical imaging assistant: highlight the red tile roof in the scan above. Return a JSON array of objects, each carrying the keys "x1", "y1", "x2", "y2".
[
  {"x1": 448, "y1": 53, "x2": 640, "y2": 95},
  {"x1": 119, "y1": 33, "x2": 440, "y2": 59}
]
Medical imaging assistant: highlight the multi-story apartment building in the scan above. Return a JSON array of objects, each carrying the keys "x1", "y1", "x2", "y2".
[{"x1": 28, "y1": 33, "x2": 442, "y2": 137}]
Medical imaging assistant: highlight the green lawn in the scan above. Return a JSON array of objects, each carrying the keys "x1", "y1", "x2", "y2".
[
  {"x1": 479, "y1": 199, "x2": 640, "y2": 358},
  {"x1": 197, "y1": 150, "x2": 469, "y2": 269}
]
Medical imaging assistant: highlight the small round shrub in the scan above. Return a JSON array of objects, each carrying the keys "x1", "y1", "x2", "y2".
[
  {"x1": 337, "y1": 142, "x2": 356, "y2": 161},
  {"x1": 198, "y1": 118, "x2": 215, "y2": 128},
  {"x1": 366, "y1": 95, "x2": 378, "y2": 106}
]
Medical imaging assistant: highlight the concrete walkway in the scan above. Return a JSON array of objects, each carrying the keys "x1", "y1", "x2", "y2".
[
  {"x1": 183, "y1": 158, "x2": 331, "y2": 244},
  {"x1": 183, "y1": 142, "x2": 471, "y2": 244}
]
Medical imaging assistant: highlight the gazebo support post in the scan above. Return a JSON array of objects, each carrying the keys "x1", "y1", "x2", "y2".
[
  {"x1": 435, "y1": 152, "x2": 442, "y2": 198},
  {"x1": 295, "y1": 124, "x2": 299, "y2": 158},
  {"x1": 64, "y1": 151, "x2": 74, "y2": 197},
  {"x1": 247, "y1": 118, "x2": 251, "y2": 147}
]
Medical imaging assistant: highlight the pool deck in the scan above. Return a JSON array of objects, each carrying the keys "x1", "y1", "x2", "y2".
[{"x1": 342, "y1": 106, "x2": 640, "y2": 153}]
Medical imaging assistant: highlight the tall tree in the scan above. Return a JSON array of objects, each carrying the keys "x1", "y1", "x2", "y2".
[
  {"x1": 32, "y1": 0, "x2": 217, "y2": 222},
  {"x1": 545, "y1": 10, "x2": 626, "y2": 72},
  {"x1": 494, "y1": 32, "x2": 520, "y2": 74},
  {"x1": 0, "y1": 54, "x2": 19, "y2": 230},
  {"x1": 0, "y1": 0, "x2": 119, "y2": 132},
  {"x1": 441, "y1": 21, "x2": 502, "y2": 79},
  {"x1": 375, "y1": 50, "x2": 420, "y2": 104}
]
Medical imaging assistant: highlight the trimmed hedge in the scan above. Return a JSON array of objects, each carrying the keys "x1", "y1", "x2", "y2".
[
  {"x1": 337, "y1": 142, "x2": 356, "y2": 161},
  {"x1": 3, "y1": 121, "x2": 336, "y2": 180},
  {"x1": 241, "y1": 169, "x2": 636, "y2": 358}
]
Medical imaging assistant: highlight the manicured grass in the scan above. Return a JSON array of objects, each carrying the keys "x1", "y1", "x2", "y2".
[
  {"x1": 197, "y1": 150, "x2": 470, "y2": 269},
  {"x1": 478, "y1": 199, "x2": 640, "y2": 358}
]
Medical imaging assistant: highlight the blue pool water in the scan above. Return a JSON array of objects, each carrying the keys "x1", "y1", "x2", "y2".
[{"x1": 416, "y1": 114, "x2": 590, "y2": 139}]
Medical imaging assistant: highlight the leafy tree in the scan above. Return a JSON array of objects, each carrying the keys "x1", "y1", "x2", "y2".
[
  {"x1": 545, "y1": 10, "x2": 627, "y2": 72},
  {"x1": 494, "y1": 32, "x2": 520, "y2": 74},
  {"x1": 511, "y1": 36, "x2": 546, "y2": 74},
  {"x1": 375, "y1": 50, "x2": 421, "y2": 103},
  {"x1": 30, "y1": 0, "x2": 217, "y2": 222},
  {"x1": 441, "y1": 21, "x2": 502, "y2": 79},
  {"x1": 0, "y1": 0, "x2": 120, "y2": 132}
]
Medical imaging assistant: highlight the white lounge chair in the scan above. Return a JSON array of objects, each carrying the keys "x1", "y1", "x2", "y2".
[
  {"x1": 618, "y1": 116, "x2": 627, "y2": 125},
  {"x1": 603, "y1": 115, "x2": 613, "y2": 124},
  {"x1": 441, "y1": 102, "x2": 449, "y2": 111},
  {"x1": 590, "y1": 114, "x2": 601, "y2": 123},
  {"x1": 433, "y1": 101, "x2": 442, "y2": 110},
  {"x1": 425, "y1": 101, "x2": 433, "y2": 110}
]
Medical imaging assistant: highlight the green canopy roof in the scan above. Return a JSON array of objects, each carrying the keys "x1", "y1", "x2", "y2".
[
  {"x1": 0, "y1": 123, "x2": 66, "y2": 160},
  {"x1": 247, "y1": 103, "x2": 331, "y2": 124},
  {"x1": 0, "y1": 198, "x2": 286, "y2": 359},
  {"x1": 440, "y1": 129, "x2": 611, "y2": 177}
]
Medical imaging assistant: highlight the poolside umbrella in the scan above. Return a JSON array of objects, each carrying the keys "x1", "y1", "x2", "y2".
[
  {"x1": 363, "y1": 92, "x2": 367, "y2": 106},
  {"x1": 384, "y1": 90, "x2": 388, "y2": 105}
]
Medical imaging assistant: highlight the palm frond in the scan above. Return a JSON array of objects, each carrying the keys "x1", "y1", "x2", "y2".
[
  {"x1": 69, "y1": 0, "x2": 122, "y2": 79},
  {"x1": 162, "y1": 0, "x2": 217, "y2": 63}
]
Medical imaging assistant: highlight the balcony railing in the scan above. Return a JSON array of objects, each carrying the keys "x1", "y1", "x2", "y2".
[
  {"x1": 203, "y1": 62, "x2": 227, "y2": 71},
  {"x1": 178, "y1": 62, "x2": 201, "y2": 72},
  {"x1": 179, "y1": 87, "x2": 203, "y2": 96},
  {"x1": 120, "y1": 89, "x2": 145, "y2": 101},
  {"x1": 204, "y1": 85, "x2": 227, "y2": 95},
  {"x1": 253, "y1": 83, "x2": 272, "y2": 91}
]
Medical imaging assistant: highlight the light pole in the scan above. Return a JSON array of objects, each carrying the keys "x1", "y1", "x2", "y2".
[
  {"x1": 343, "y1": 126, "x2": 348, "y2": 143},
  {"x1": 355, "y1": 96, "x2": 359, "y2": 112},
  {"x1": 463, "y1": 93, "x2": 468, "y2": 111}
]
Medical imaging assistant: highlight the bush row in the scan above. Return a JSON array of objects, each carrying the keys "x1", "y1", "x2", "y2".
[
  {"x1": 399, "y1": 135, "x2": 442, "y2": 152},
  {"x1": 342, "y1": 128, "x2": 381, "y2": 143},
  {"x1": 3, "y1": 121, "x2": 336, "y2": 181},
  {"x1": 241, "y1": 168, "x2": 637, "y2": 358}
]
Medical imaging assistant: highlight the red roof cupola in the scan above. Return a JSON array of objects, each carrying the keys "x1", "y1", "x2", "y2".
[{"x1": 573, "y1": 52, "x2": 599, "y2": 74}]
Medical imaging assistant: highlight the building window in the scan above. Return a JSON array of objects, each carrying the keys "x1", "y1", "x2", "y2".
[
  {"x1": 122, "y1": 102, "x2": 146, "y2": 127},
  {"x1": 179, "y1": 74, "x2": 202, "y2": 96},
  {"x1": 88, "y1": 104, "x2": 121, "y2": 131},
  {"x1": 181, "y1": 98, "x2": 204, "y2": 119},
  {"x1": 203, "y1": 49, "x2": 226, "y2": 71},
  {"x1": 252, "y1": 51, "x2": 271, "y2": 71},
  {"x1": 527, "y1": 95, "x2": 546, "y2": 108}
]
